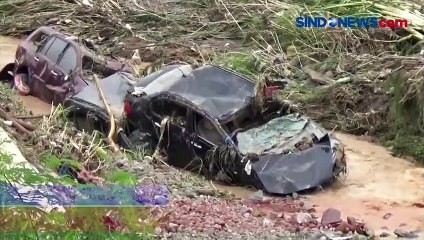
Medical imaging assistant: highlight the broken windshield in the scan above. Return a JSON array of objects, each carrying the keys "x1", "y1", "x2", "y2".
[{"x1": 236, "y1": 114, "x2": 310, "y2": 155}]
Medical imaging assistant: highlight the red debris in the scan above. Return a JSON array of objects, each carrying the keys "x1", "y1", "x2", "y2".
[{"x1": 103, "y1": 212, "x2": 120, "y2": 231}]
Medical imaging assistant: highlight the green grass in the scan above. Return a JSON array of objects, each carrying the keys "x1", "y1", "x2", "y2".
[{"x1": 379, "y1": 71, "x2": 424, "y2": 162}]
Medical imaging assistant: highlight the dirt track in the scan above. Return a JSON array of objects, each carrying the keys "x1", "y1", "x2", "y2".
[{"x1": 1, "y1": 36, "x2": 423, "y2": 235}]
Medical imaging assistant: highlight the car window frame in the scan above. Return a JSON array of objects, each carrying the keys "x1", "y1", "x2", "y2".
[
  {"x1": 37, "y1": 36, "x2": 55, "y2": 55},
  {"x1": 56, "y1": 44, "x2": 79, "y2": 75},
  {"x1": 42, "y1": 37, "x2": 69, "y2": 64},
  {"x1": 192, "y1": 110, "x2": 224, "y2": 145},
  {"x1": 149, "y1": 96, "x2": 189, "y2": 129},
  {"x1": 29, "y1": 30, "x2": 50, "y2": 50}
]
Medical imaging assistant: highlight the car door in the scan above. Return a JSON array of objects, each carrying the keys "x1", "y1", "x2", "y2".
[
  {"x1": 149, "y1": 97, "x2": 197, "y2": 169},
  {"x1": 188, "y1": 112, "x2": 214, "y2": 160},
  {"x1": 32, "y1": 36, "x2": 68, "y2": 103},
  {"x1": 188, "y1": 111, "x2": 229, "y2": 175},
  {"x1": 29, "y1": 36, "x2": 54, "y2": 100},
  {"x1": 50, "y1": 43, "x2": 79, "y2": 104}
]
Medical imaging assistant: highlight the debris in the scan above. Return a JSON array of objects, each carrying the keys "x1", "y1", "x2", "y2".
[
  {"x1": 412, "y1": 202, "x2": 424, "y2": 208},
  {"x1": 0, "y1": 107, "x2": 32, "y2": 134},
  {"x1": 93, "y1": 74, "x2": 119, "y2": 152},
  {"x1": 195, "y1": 189, "x2": 216, "y2": 196},
  {"x1": 103, "y1": 211, "x2": 120, "y2": 231},
  {"x1": 77, "y1": 167, "x2": 104, "y2": 184},
  {"x1": 335, "y1": 77, "x2": 352, "y2": 84},
  {"x1": 262, "y1": 218, "x2": 274, "y2": 227},
  {"x1": 249, "y1": 190, "x2": 264, "y2": 201},
  {"x1": 335, "y1": 221, "x2": 355, "y2": 234},
  {"x1": 393, "y1": 229, "x2": 419, "y2": 238},
  {"x1": 321, "y1": 208, "x2": 342, "y2": 226},
  {"x1": 295, "y1": 213, "x2": 312, "y2": 224},
  {"x1": 379, "y1": 232, "x2": 391, "y2": 237},
  {"x1": 303, "y1": 66, "x2": 334, "y2": 85},
  {"x1": 124, "y1": 24, "x2": 132, "y2": 30},
  {"x1": 2, "y1": 120, "x2": 12, "y2": 126},
  {"x1": 15, "y1": 114, "x2": 49, "y2": 119},
  {"x1": 382, "y1": 213, "x2": 392, "y2": 220}
]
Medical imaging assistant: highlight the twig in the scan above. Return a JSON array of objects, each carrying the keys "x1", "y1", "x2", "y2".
[
  {"x1": 93, "y1": 74, "x2": 120, "y2": 153},
  {"x1": 15, "y1": 114, "x2": 49, "y2": 119}
]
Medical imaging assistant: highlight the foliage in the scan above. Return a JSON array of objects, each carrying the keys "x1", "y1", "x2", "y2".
[{"x1": 106, "y1": 171, "x2": 137, "y2": 185}]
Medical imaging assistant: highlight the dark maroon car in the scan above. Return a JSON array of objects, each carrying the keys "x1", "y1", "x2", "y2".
[{"x1": 0, "y1": 27, "x2": 134, "y2": 105}]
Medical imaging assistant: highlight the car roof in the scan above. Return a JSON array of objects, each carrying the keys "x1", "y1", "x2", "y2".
[
  {"x1": 134, "y1": 64, "x2": 257, "y2": 120},
  {"x1": 33, "y1": 26, "x2": 106, "y2": 63}
]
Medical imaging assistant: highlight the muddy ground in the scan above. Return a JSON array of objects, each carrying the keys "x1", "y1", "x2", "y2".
[{"x1": 1, "y1": 34, "x2": 424, "y2": 239}]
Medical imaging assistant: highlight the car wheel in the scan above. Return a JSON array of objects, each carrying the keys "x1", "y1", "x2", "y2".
[{"x1": 13, "y1": 73, "x2": 31, "y2": 95}]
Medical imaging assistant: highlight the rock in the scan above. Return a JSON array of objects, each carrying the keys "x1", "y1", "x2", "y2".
[
  {"x1": 249, "y1": 190, "x2": 264, "y2": 201},
  {"x1": 379, "y1": 232, "x2": 390, "y2": 237},
  {"x1": 296, "y1": 212, "x2": 313, "y2": 224},
  {"x1": 292, "y1": 192, "x2": 299, "y2": 199},
  {"x1": 335, "y1": 221, "x2": 355, "y2": 234},
  {"x1": 262, "y1": 218, "x2": 274, "y2": 227},
  {"x1": 168, "y1": 222, "x2": 178, "y2": 229},
  {"x1": 347, "y1": 216, "x2": 358, "y2": 227},
  {"x1": 321, "y1": 208, "x2": 342, "y2": 226},
  {"x1": 394, "y1": 229, "x2": 419, "y2": 238},
  {"x1": 283, "y1": 213, "x2": 292, "y2": 221},
  {"x1": 185, "y1": 192, "x2": 196, "y2": 198},
  {"x1": 239, "y1": 206, "x2": 252, "y2": 214},
  {"x1": 364, "y1": 224, "x2": 375, "y2": 238}
]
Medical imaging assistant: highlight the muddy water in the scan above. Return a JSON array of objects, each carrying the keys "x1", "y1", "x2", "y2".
[
  {"x1": 308, "y1": 133, "x2": 424, "y2": 231},
  {"x1": 2, "y1": 36, "x2": 424, "y2": 232}
]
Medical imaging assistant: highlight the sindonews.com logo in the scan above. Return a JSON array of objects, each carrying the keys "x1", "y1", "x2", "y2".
[{"x1": 296, "y1": 16, "x2": 408, "y2": 28}]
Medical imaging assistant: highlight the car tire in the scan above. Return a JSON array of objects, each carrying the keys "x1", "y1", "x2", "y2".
[{"x1": 13, "y1": 73, "x2": 31, "y2": 95}]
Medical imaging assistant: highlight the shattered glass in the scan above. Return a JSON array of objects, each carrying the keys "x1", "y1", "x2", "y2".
[{"x1": 236, "y1": 114, "x2": 308, "y2": 155}]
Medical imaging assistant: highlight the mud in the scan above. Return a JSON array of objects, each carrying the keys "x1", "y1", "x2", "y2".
[
  {"x1": 1, "y1": 36, "x2": 424, "y2": 233},
  {"x1": 308, "y1": 133, "x2": 424, "y2": 232}
]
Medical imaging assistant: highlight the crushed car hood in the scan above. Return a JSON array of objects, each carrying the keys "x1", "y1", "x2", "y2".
[
  {"x1": 237, "y1": 114, "x2": 340, "y2": 194},
  {"x1": 133, "y1": 64, "x2": 256, "y2": 120}
]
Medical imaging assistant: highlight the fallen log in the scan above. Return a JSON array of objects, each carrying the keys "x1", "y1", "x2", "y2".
[
  {"x1": 0, "y1": 107, "x2": 32, "y2": 134},
  {"x1": 93, "y1": 74, "x2": 120, "y2": 152}
]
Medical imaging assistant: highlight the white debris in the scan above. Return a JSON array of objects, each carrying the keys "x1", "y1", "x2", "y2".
[
  {"x1": 2, "y1": 120, "x2": 12, "y2": 126},
  {"x1": 81, "y1": 0, "x2": 93, "y2": 7},
  {"x1": 125, "y1": 24, "x2": 132, "y2": 30}
]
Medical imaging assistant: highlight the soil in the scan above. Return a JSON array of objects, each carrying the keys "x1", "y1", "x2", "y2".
[{"x1": 1, "y1": 36, "x2": 424, "y2": 237}]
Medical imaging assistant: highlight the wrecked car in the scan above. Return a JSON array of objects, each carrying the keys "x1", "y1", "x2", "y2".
[
  {"x1": 65, "y1": 64, "x2": 347, "y2": 195},
  {"x1": 0, "y1": 26, "x2": 134, "y2": 105}
]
